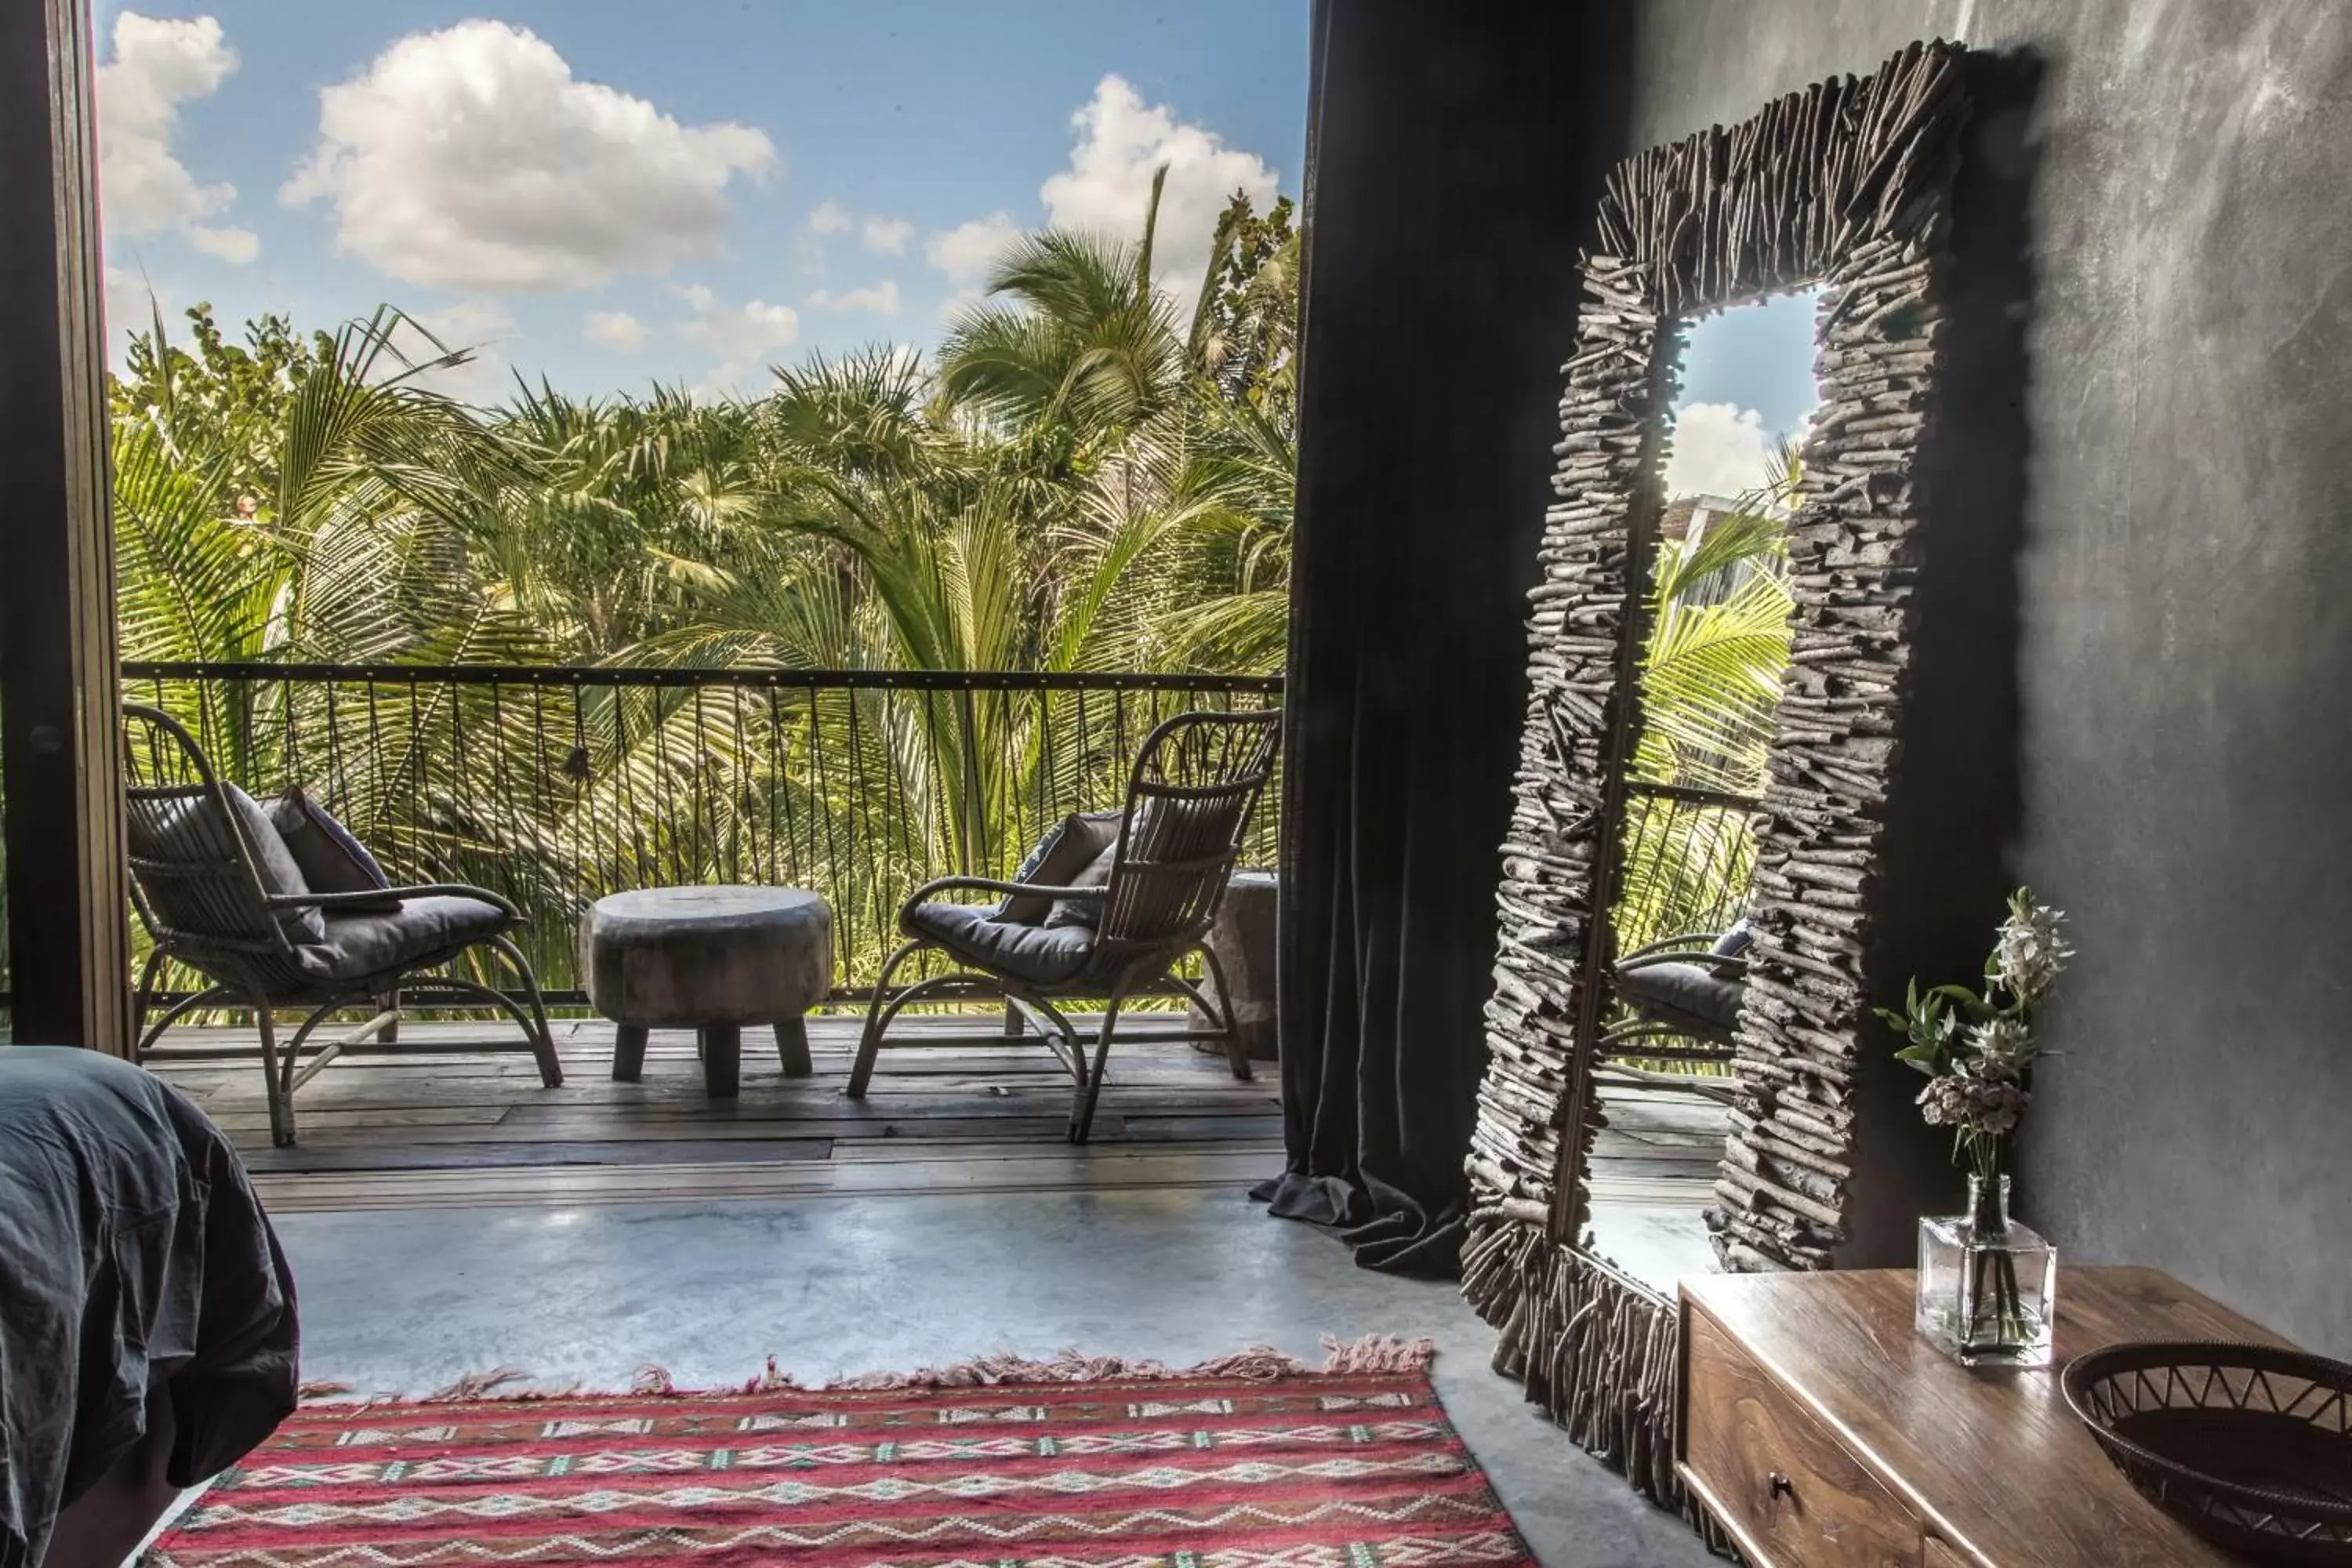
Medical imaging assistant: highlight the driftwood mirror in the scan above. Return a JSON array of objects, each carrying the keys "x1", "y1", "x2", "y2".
[{"x1": 1462, "y1": 41, "x2": 1969, "y2": 1509}]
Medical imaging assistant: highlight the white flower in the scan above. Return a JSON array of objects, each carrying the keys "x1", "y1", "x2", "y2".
[
  {"x1": 1994, "y1": 890, "x2": 2071, "y2": 1005},
  {"x1": 1966, "y1": 1014, "x2": 2035, "y2": 1076}
]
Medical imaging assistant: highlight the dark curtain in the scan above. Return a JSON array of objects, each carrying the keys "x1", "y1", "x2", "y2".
[{"x1": 1256, "y1": 0, "x2": 1614, "y2": 1277}]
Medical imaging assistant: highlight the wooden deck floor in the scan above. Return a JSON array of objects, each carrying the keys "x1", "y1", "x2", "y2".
[
  {"x1": 142, "y1": 1014, "x2": 1726, "y2": 1216},
  {"x1": 145, "y1": 1012, "x2": 1285, "y2": 1213},
  {"x1": 1590, "y1": 1076, "x2": 1733, "y2": 1200}
]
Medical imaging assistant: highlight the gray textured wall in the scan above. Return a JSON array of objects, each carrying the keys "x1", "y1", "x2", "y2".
[{"x1": 1622, "y1": 1, "x2": 2352, "y2": 1352}]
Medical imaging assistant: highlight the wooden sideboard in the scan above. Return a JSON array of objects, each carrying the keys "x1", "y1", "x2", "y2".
[{"x1": 1678, "y1": 1267, "x2": 2287, "y2": 1566}]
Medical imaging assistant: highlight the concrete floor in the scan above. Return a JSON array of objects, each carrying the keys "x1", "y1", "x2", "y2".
[{"x1": 270, "y1": 1185, "x2": 1714, "y2": 1568}]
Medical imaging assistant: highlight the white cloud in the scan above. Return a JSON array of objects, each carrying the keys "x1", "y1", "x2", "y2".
[
  {"x1": 807, "y1": 281, "x2": 901, "y2": 316},
  {"x1": 281, "y1": 20, "x2": 775, "y2": 292},
  {"x1": 583, "y1": 310, "x2": 648, "y2": 351},
  {"x1": 674, "y1": 283, "x2": 798, "y2": 394},
  {"x1": 808, "y1": 200, "x2": 853, "y2": 236},
  {"x1": 187, "y1": 223, "x2": 258, "y2": 263},
  {"x1": 103, "y1": 265, "x2": 170, "y2": 365},
  {"x1": 1663, "y1": 402, "x2": 1777, "y2": 501},
  {"x1": 860, "y1": 216, "x2": 913, "y2": 256},
  {"x1": 1039, "y1": 74, "x2": 1276, "y2": 313},
  {"x1": 925, "y1": 211, "x2": 1022, "y2": 295},
  {"x1": 96, "y1": 13, "x2": 256, "y2": 260}
]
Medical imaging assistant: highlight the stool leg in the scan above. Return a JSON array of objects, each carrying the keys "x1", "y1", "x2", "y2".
[
  {"x1": 612, "y1": 1025, "x2": 648, "y2": 1083},
  {"x1": 775, "y1": 1018, "x2": 812, "y2": 1078},
  {"x1": 702, "y1": 1024, "x2": 741, "y2": 1098}
]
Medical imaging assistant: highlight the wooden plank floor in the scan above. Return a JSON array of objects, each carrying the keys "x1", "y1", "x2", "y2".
[
  {"x1": 144, "y1": 1013, "x2": 1285, "y2": 1213},
  {"x1": 1590, "y1": 1079, "x2": 1733, "y2": 1208},
  {"x1": 143, "y1": 1014, "x2": 1726, "y2": 1216}
]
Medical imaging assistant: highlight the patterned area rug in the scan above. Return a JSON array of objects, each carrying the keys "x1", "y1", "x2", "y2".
[{"x1": 146, "y1": 1339, "x2": 1534, "y2": 1566}]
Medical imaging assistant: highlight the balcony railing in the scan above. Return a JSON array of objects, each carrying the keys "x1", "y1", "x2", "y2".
[
  {"x1": 1614, "y1": 779, "x2": 1762, "y2": 951},
  {"x1": 121, "y1": 662, "x2": 1282, "y2": 1002}
]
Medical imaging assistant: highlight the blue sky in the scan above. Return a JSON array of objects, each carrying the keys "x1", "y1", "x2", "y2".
[
  {"x1": 93, "y1": 1, "x2": 1310, "y2": 398},
  {"x1": 1664, "y1": 290, "x2": 1823, "y2": 501}
]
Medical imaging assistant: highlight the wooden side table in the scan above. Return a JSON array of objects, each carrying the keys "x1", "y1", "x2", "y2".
[
  {"x1": 1678, "y1": 1267, "x2": 2289, "y2": 1567},
  {"x1": 580, "y1": 885, "x2": 833, "y2": 1098}
]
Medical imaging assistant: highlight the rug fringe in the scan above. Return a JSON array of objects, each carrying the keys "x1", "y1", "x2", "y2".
[
  {"x1": 301, "y1": 1333, "x2": 1434, "y2": 1406},
  {"x1": 423, "y1": 1367, "x2": 533, "y2": 1403}
]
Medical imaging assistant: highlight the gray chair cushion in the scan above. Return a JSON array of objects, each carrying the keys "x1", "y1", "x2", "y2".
[
  {"x1": 998, "y1": 810, "x2": 1122, "y2": 927},
  {"x1": 129, "y1": 784, "x2": 326, "y2": 946},
  {"x1": 269, "y1": 787, "x2": 400, "y2": 913},
  {"x1": 1049, "y1": 793, "x2": 1240, "y2": 931},
  {"x1": 1614, "y1": 959, "x2": 1745, "y2": 1034},
  {"x1": 906, "y1": 901, "x2": 1097, "y2": 987},
  {"x1": 295, "y1": 895, "x2": 512, "y2": 984}
]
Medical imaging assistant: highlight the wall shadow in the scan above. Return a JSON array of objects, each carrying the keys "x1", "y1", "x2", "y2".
[{"x1": 1840, "y1": 45, "x2": 2048, "y2": 1265}]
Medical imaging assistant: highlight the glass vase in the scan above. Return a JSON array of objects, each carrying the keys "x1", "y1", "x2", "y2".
[{"x1": 1915, "y1": 1173, "x2": 2056, "y2": 1367}]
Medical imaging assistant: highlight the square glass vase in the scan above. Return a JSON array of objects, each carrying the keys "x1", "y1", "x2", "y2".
[{"x1": 1915, "y1": 1174, "x2": 2056, "y2": 1367}]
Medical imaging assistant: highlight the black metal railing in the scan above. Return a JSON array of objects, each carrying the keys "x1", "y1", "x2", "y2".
[
  {"x1": 121, "y1": 662, "x2": 1282, "y2": 1002},
  {"x1": 1613, "y1": 779, "x2": 1762, "y2": 951},
  {"x1": 1603, "y1": 779, "x2": 1764, "y2": 1075}
]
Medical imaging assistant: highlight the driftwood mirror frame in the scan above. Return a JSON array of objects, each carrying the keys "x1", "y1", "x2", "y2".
[{"x1": 1462, "y1": 41, "x2": 1969, "y2": 1510}]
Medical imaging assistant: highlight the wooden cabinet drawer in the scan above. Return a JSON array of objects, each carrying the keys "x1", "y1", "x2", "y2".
[{"x1": 1682, "y1": 1307, "x2": 1926, "y2": 1567}]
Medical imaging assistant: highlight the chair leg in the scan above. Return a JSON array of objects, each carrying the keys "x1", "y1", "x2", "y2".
[
  {"x1": 131, "y1": 950, "x2": 164, "y2": 1058},
  {"x1": 252, "y1": 999, "x2": 296, "y2": 1149},
  {"x1": 1196, "y1": 942, "x2": 1254, "y2": 1083},
  {"x1": 1067, "y1": 988, "x2": 1132, "y2": 1145},
  {"x1": 136, "y1": 984, "x2": 232, "y2": 1058},
  {"x1": 490, "y1": 936, "x2": 564, "y2": 1088},
  {"x1": 848, "y1": 941, "x2": 924, "y2": 1100},
  {"x1": 378, "y1": 984, "x2": 401, "y2": 1046},
  {"x1": 1001, "y1": 1002, "x2": 1023, "y2": 1038}
]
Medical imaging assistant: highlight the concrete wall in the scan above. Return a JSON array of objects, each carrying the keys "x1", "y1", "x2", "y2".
[{"x1": 1617, "y1": 0, "x2": 2352, "y2": 1352}]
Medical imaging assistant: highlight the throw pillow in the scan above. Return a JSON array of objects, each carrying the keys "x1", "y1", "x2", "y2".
[
  {"x1": 223, "y1": 784, "x2": 327, "y2": 944},
  {"x1": 1046, "y1": 836, "x2": 1122, "y2": 929},
  {"x1": 996, "y1": 810, "x2": 1120, "y2": 926},
  {"x1": 269, "y1": 787, "x2": 401, "y2": 914},
  {"x1": 1708, "y1": 918, "x2": 1755, "y2": 978}
]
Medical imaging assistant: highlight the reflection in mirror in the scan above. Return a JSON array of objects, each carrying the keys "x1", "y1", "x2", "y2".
[{"x1": 1584, "y1": 289, "x2": 1821, "y2": 1295}]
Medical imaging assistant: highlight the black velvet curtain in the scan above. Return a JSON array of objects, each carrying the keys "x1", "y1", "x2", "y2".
[{"x1": 1255, "y1": 0, "x2": 1613, "y2": 1277}]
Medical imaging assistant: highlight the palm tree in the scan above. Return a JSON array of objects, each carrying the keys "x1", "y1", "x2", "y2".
[
  {"x1": 106, "y1": 189, "x2": 1305, "y2": 989},
  {"x1": 1610, "y1": 447, "x2": 1801, "y2": 966},
  {"x1": 938, "y1": 169, "x2": 1185, "y2": 463}
]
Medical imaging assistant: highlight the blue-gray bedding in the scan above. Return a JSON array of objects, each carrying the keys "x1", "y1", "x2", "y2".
[{"x1": 0, "y1": 1047, "x2": 297, "y2": 1568}]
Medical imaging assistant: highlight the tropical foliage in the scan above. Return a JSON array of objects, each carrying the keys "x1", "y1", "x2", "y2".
[
  {"x1": 1603, "y1": 449, "x2": 1801, "y2": 1073},
  {"x1": 111, "y1": 185, "x2": 1299, "y2": 992},
  {"x1": 1610, "y1": 448, "x2": 1800, "y2": 951}
]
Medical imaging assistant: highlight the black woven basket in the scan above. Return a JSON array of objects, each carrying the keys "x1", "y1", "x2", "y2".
[{"x1": 2062, "y1": 1341, "x2": 2352, "y2": 1563}]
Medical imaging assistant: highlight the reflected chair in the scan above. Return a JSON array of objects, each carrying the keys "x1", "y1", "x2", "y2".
[
  {"x1": 122, "y1": 702, "x2": 561, "y2": 1146},
  {"x1": 848, "y1": 708, "x2": 1281, "y2": 1143},
  {"x1": 1602, "y1": 922, "x2": 1751, "y2": 1102}
]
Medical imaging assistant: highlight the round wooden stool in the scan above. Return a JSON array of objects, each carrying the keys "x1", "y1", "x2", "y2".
[{"x1": 579, "y1": 885, "x2": 833, "y2": 1097}]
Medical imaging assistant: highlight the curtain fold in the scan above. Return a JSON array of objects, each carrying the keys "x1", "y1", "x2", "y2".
[{"x1": 1258, "y1": 0, "x2": 1606, "y2": 1279}]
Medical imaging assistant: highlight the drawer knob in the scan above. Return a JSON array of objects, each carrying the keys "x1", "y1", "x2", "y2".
[{"x1": 1769, "y1": 1471, "x2": 1795, "y2": 1501}]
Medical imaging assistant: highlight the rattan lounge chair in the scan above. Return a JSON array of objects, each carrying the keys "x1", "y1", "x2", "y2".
[
  {"x1": 847, "y1": 708, "x2": 1281, "y2": 1143},
  {"x1": 122, "y1": 702, "x2": 561, "y2": 1146}
]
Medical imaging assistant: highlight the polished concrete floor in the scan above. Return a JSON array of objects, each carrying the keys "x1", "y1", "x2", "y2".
[{"x1": 270, "y1": 1185, "x2": 1714, "y2": 1568}]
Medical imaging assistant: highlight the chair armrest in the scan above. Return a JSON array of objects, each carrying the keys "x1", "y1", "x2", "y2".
[
  {"x1": 1615, "y1": 931, "x2": 1719, "y2": 965},
  {"x1": 1615, "y1": 953, "x2": 1748, "y2": 980},
  {"x1": 904, "y1": 876, "x2": 1107, "y2": 906},
  {"x1": 268, "y1": 884, "x2": 521, "y2": 919}
]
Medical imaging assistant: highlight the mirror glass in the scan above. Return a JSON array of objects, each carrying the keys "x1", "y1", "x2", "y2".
[{"x1": 1583, "y1": 289, "x2": 1821, "y2": 1294}]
